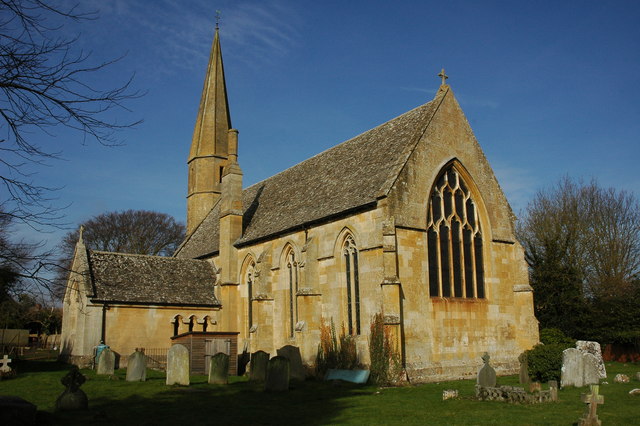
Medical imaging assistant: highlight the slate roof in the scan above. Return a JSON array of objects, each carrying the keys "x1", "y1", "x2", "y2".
[
  {"x1": 87, "y1": 251, "x2": 219, "y2": 306},
  {"x1": 176, "y1": 92, "x2": 445, "y2": 259}
]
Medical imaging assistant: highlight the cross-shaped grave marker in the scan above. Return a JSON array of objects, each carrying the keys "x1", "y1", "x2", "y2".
[
  {"x1": 0, "y1": 354, "x2": 12, "y2": 372},
  {"x1": 579, "y1": 384, "x2": 604, "y2": 426}
]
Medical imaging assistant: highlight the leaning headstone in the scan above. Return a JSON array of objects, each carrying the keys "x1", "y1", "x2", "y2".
[
  {"x1": 582, "y1": 353, "x2": 600, "y2": 386},
  {"x1": 579, "y1": 384, "x2": 604, "y2": 426},
  {"x1": 562, "y1": 348, "x2": 584, "y2": 387},
  {"x1": 166, "y1": 344, "x2": 190, "y2": 386},
  {"x1": 96, "y1": 347, "x2": 115, "y2": 375},
  {"x1": 477, "y1": 352, "x2": 496, "y2": 387},
  {"x1": 249, "y1": 350, "x2": 270, "y2": 382},
  {"x1": 208, "y1": 352, "x2": 229, "y2": 385},
  {"x1": 126, "y1": 349, "x2": 147, "y2": 382},
  {"x1": 265, "y1": 356, "x2": 290, "y2": 392},
  {"x1": 276, "y1": 345, "x2": 305, "y2": 381},
  {"x1": 0, "y1": 396, "x2": 37, "y2": 425},
  {"x1": 55, "y1": 367, "x2": 88, "y2": 411},
  {"x1": 518, "y1": 352, "x2": 529, "y2": 384},
  {"x1": 576, "y1": 341, "x2": 607, "y2": 379}
]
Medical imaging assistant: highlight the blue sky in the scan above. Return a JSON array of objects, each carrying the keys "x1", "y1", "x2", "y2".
[{"x1": 8, "y1": 0, "x2": 640, "y2": 249}]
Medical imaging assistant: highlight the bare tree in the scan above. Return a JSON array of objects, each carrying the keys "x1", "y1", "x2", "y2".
[
  {"x1": 517, "y1": 176, "x2": 640, "y2": 337},
  {"x1": 0, "y1": 0, "x2": 142, "y2": 229}
]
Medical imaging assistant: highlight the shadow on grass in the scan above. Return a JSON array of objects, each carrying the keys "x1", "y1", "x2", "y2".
[{"x1": 53, "y1": 377, "x2": 372, "y2": 426}]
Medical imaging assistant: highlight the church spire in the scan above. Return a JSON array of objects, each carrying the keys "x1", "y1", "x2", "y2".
[
  {"x1": 187, "y1": 25, "x2": 234, "y2": 234},
  {"x1": 189, "y1": 26, "x2": 232, "y2": 161}
]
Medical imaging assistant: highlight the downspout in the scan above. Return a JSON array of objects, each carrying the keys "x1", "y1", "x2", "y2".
[{"x1": 101, "y1": 303, "x2": 107, "y2": 343}]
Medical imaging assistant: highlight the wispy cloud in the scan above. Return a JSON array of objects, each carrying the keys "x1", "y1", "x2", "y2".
[{"x1": 90, "y1": 0, "x2": 303, "y2": 72}]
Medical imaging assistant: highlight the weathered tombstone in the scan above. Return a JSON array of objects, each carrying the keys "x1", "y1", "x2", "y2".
[
  {"x1": 126, "y1": 349, "x2": 147, "y2": 382},
  {"x1": 166, "y1": 344, "x2": 190, "y2": 386},
  {"x1": 562, "y1": 348, "x2": 584, "y2": 387},
  {"x1": 276, "y1": 345, "x2": 305, "y2": 381},
  {"x1": 614, "y1": 373, "x2": 629, "y2": 383},
  {"x1": 249, "y1": 350, "x2": 270, "y2": 382},
  {"x1": 635, "y1": 372, "x2": 640, "y2": 381},
  {"x1": 55, "y1": 367, "x2": 88, "y2": 411},
  {"x1": 579, "y1": 384, "x2": 604, "y2": 426},
  {"x1": 208, "y1": 352, "x2": 229, "y2": 384},
  {"x1": 96, "y1": 347, "x2": 115, "y2": 375},
  {"x1": 0, "y1": 396, "x2": 37, "y2": 425},
  {"x1": 265, "y1": 356, "x2": 290, "y2": 392},
  {"x1": 518, "y1": 352, "x2": 529, "y2": 384},
  {"x1": 442, "y1": 390, "x2": 458, "y2": 400},
  {"x1": 582, "y1": 353, "x2": 600, "y2": 386},
  {"x1": 0, "y1": 354, "x2": 12, "y2": 373},
  {"x1": 576, "y1": 341, "x2": 607, "y2": 379},
  {"x1": 548, "y1": 380, "x2": 559, "y2": 402},
  {"x1": 477, "y1": 352, "x2": 496, "y2": 387}
]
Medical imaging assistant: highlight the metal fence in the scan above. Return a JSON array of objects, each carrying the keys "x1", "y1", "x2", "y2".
[{"x1": 141, "y1": 347, "x2": 169, "y2": 371}]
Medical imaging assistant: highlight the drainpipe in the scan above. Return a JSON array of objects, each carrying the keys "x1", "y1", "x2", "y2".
[{"x1": 101, "y1": 303, "x2": 107, "y2": 343}]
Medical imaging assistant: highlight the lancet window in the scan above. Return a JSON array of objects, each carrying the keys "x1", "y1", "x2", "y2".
[
  {"x1": 427, "y1": 164, "x2": 485, "y2": 298},
  {"x1": 244, "y1": 258, "x2": 256, "y2": 334},
  {"x1": 343, "y1": 235, "x2": 361, "y2": 335},
  {"x1": 285, "y1": 248, "x2": 299, "y2": 337}
]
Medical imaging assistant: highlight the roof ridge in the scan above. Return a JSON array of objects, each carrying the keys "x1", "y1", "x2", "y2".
[{"x1": 91, "y1": 250, "x2": 209, "y2": 263}]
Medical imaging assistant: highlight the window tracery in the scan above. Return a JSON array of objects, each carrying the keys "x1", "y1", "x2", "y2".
[
  {"x1": 427, "y1": 164, "x2": 485, "y2": 298},
  {"x1": 244, "y1": 258, "x2": 256, "y2": 334}
]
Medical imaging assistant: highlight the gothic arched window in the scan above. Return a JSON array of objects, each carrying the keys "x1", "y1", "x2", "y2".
[
  {"x1": 285, "y1": 247, "x2": 298, "y2": 337},
  {"x1": 243, "y1": 258, "x2": 256, "y2": 334},
  {"x1": 343, "y1": 235, "x2": 361, "y2": 335},
  {"x1": 427, "y1": 164, "x2": 485, "y2": 298}
]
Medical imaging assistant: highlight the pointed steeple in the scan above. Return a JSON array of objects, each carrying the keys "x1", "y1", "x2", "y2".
[
  {"x1": 189, "y1": 27, "x2": 232, "y2": 161},
  {"x1": 187, "y1": 26, "x2": 235, "y2": 234}
]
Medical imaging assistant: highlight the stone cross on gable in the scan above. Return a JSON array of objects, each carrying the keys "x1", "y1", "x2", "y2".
[
  {"x1": 0, "y1": 354, "x2": 12, "y2": 372},
  {"x1": 579, "y1": 384, "x2": 604, "y2": 426},
  {"x1": 438, "y1": 68, "x2": 448, "y2": 85}
]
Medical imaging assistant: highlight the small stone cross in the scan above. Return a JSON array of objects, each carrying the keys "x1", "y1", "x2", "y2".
[
  {"x1": 580, "y1": 384, "x2": 604, "y2": 426},
  {"x1": 481, "y1": 352, "x2": 490, "y2": 365},
  {"x1": 438, "y1": 68, "x2": 448, "y2": 85},
  {"x1": 0, "y1": 354, "x2": 12, "y2": 372}
]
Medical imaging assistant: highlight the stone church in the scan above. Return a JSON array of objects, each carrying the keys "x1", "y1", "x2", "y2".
[{"x1": 61, "y1": 27, "x2": 539, "y2": 382}]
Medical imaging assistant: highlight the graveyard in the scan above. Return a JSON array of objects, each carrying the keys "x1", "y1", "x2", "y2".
[{"x1": 0, "y1": 354, "x2": 638, "y2": 425}]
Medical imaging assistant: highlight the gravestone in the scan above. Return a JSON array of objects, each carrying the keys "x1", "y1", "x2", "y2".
[
  {"x1": 265, "y1": 356, "x2": 290, "y2": 392},
  {"x1": 562, "y1": 348, "x2": 584, "y2": 387},
  {"x1": 576, "y1": 341, "x2": 607, "y2": 379},
  {"x1": 96, "y1": 347, "x2": 115, "y2": 375},
  {"x1": 126, "y1": 349, "x2": 147, "y2": 382},
  {"x1": 0, "y1": 396, "x2": 37, "y2": 425},
  {"x1": 614, "y1": 374, "x2": 629, "y2": 383},
  {"x1": 249, "y1": 350, "x2": 270, "y2": 382},
  {"x1": 55, "y1": 367, "x2": 88, "y2": 411},
  {"x1": 635, "y1": 372, "x2": 640, "y2": 381},
  {"x1": 548, "y1": 380, "x2": 559, "y2": 402},
  {"x1": 276, "y1": 345, "x2": 305, "y2": 381},
  {"x1": 477, "y1": 352, "x2": 496, "y2": 387},
  {"x1": 582, "y1": 353, "x2": 600, "y2": 386},
  {"x1": 518, "y1": 352, "x2": 529, "y2": 384},
  {"x1": 0, "y1": 354, "x2": 12, "y2": 373},
  {"x1": 166, "y1": 344, "x2": 190, "y2": 386},
  {"x1": 579, "y1": 384, "x2": 604, "y2": 426},
  {"x1": 208, "y1": 352, "x2": 229, "y2": 385}
]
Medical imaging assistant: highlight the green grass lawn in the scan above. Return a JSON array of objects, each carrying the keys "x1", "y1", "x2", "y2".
[{"x1": 1, "y1": 358, "x2": 639, "y2": 425}]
